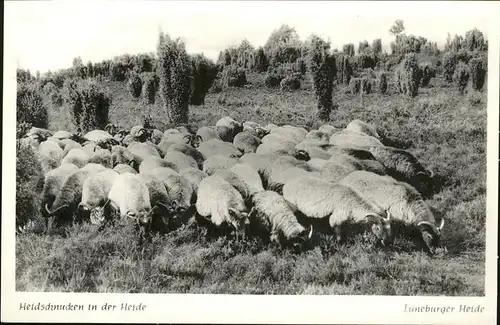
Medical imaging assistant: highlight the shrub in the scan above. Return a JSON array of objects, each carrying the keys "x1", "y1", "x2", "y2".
[
  {"x1": 63, "y1": 79, "x2": 111, "y2": 133},
  {"x1": 453, "y1": 62, "x2": 470, "y2": 94},
  {"x1": 465, "y1": 28, "x2": 487, "y2": 51},
  {"x1": 190, "y1": 54, "x2": 218, "y2": 105},
  {"x1": 357, "y1": 54, "x2": 377, "y2": 69},
  {"x1": 16, "y1": 140, "x2": 44, "y2": 230},
  {"x1": 264, "y1": 69, "x2": 283, "y2": 88},
  {"x1": 220, "y1": 65, "x2": 247, "y2": 88},
  {"x1": 157, "y1": 32, "x2": 192, "y2": 124},
  {"x1": 109, "y1": 60, "x2": 128, "y2": 81},
  {"x1": 254, "y1": 47, "x2": 269, "y2": 72},
  {"x1": 357, "y1": 40, "x2": 370, "y2": 55},
  {"x1": 141, "y1": 72, "x2": 159, "y2": 104},
  {"x1": 128, "y1": 73, "x2": 143, "y2": 98},
  {"x1": 336, "y1": 55, "x2": 352, "y2": 85},
  {"x1": 17, "y1": 69, "x2": 35, "y2": 85},
  {"x1": 395, "y1": 53, "x2": 421, "y2": 98},
  {"x1": 350, "y1": 77, "x2": 372, "y2": 95},
  {"x1": 419, "y1": 63, "x2": 436, "y2": 87},
  {"x1": 280, "y1": 75, "x2": 301, "y2": 91},
  {"x1": 342, "y1": 44, "x2": 355, "y2": 57},
  {"x1": 372, "y1": 39, "x2": 382, "y2": 55},
  {"x1": 17, "y1": 83, "x2": 48, "y2": 129},
  {"x1": 306, "y1": 35, "x2": 337, "y2": 121},
  {"x1": 378, "y1": 72, "x2": 388, "y2": 94},
  {"x1": 295, "y1": 57, "x2": 307, "y2": 76},
  {"x1": 236, "y1": 39, "x2": 255, "y2": 70},
  {"x1": 264, "y1": 25, "x2": 302, "y2": 66},
  {"x1": 468, "y1": 57, "x2": 486, "y2": 91}
]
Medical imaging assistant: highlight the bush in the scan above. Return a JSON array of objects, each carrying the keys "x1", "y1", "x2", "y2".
[
  {"x1": 453, "y1": 62, "x2": 470, "y2": 94},
  {"x1": 220, "y1": 65, "x2": 247, "y2": 88},
  {"x1": 357, "y1": 40, "x2": 370, "y2": 55},
  {"x1": 342, "y1": 44, "x2": 355, "y2": 57},
  {"x1": 396, "y1": 53, "x2": 421, "y2": 98},
  {"x1": 264, "y1": 70, "x2": 283, "y2": 88},
  {"x1": 109, "y1": 61, "x2": 128, "y2": 81},
  {"x1": 350, "y1": 77, "x2": 372, "y2": 95},
  {"x1": 63, "y1": 79, "x2": 111, "y2": 133},
  {"x1": 295, "y1": 57, "x2": 307, "y2": 76},
  {"x1": 357, "y1": 54, "x2": 377, "y2": 69},
  {"x1": 378, "y1": 72, "x2": 388, "y2": 94},
  {"x1": 264, "y1": 25, "x2": 302, "y2": 66},
  {"x1": 16, "y1": 140, "x2": 44, "y2": 230},
  {"x1": 336, "y1": 55, "x2": 352, "y2": 85},
  {"x1": 157, "y1": 32, "x2": 192, "y2": 124},
  {"x1": 190, "y1": 54, "x2": 218, "y2": 105},
  {"x1": 419, "y1": 63, "x2": 436, "y2": 87},
  {"x1": 372, "y1": 39, "x2": 382, "y2": 55},
  {"x1": 253, "y1": 47, "x2": 269, "y2": 72},
  {"x1": 141, "y1": 72, "x2": 159, "y2": 104},
  {"x1": 468, "y1": 57, "x2": 486, "y2": 91},
  {"x1": 306, "y1": 35, "x2": 336, "y2": 121},
  {"x1": 280, "y1": 75, "x2": 301, "y2": 91},
  {"x1": 465, "y1": 28, "x2": 486, "y2": 51},
  {"x1": 17, "y1": 83, "x2": 48, "y2": 129},
  {"x1": 128, "y1": 73, "x2": 143, "y2": 98}
]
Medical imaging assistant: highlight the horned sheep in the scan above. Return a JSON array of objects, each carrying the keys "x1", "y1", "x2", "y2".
[
  {"x1": 61, "y1": 148, "x2": 90, "y2": 168},
  {"x1": 233, "y1": 131, "x2": 262, "y2": 154},
  {"x1": 164, "y1": 151, "x2": 199, "y2": 171},
  {"x1": 203, "y1": 155, "x2": 238, "y2": 176},
  {"x1": 78, "y1": 169, "x2": 119, "y2": 224}
]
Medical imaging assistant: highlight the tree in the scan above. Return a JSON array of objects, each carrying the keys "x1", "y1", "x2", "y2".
[{"x1": 389, "y1": 20, "x2": 405, "y2": 36}]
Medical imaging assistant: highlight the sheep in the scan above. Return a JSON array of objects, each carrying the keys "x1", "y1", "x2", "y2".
[
  {"x1": 307, "y1": 158, "x2": 329, "y2": 171},
  {"x1": 84, "y1": 129, "x2": 114, "y2": 142},
  {"x1": 158, "y1": 132, "x2": 200, "y2": 151},
  {"x1": 78, "y1": 169, "x2": 119, "y2": 224},
  {"x1": 179, "y1": 168, "x2": 208, "y2": 204},
  {"x1": 268, "y1": 166, "x2": 320, "y2": 194},
  {"x1": 111, "y1": 145, "x2": 135, "y2": 168},
  {"x1": 37, "y1": 140, "x2": 64, "y2": 172},
  {"x1": 143, "y1": 167, "x2": 193, "y2": 216},
  {"x1": 339, "y1": 170, "x2": 444, "y2": 255},
  {"x1": 345, "y1": 119, "x2": 380, "y2": 139},
  {"x1": 203, "y1": 155, "x2": 239, "y2": 176},
  {"x1": 164, "y1": 151, "x2": 198, "y2": 171},
  {"x1": 41, "y1": 163, "x2": 80, "y2": 222},
  {"x1": 195, "y1": 175, "x2": 250, "y2": 238},
  {"x1": 105, "y1": 123, "x2": 119, "y2": 136},
  {"x1": 136, "y1": 174, "x2": 178, "y2": 233},
  {"x1": 45, "y1": 163, "x2": 107, "y2": 230},
  {"x1": 368, "y1": 146, "x2": 435, "y2": 196},
  {"x1": 299, "y1": 145, "x2": 332, "y2": 160},
  {"x1": 105, "y1": 173, "x2": 153, "y2": 235},
  {"x1": 139, "y1": 156, "x2": 179, "y2": 174},
  {"x1": 26, "y1": 127, "x2": 53, "y2": 141},
  {"x1": 82, "y1": 142, "x2": 99, "y2": 156},
  {"x1": 257, "y1": 140, "x2": 296, "y2": 156},
  {"x1": 196, "y1": 126, "x2": 221, "y2": 142},
  {"x1": 239, "y1": 153, "x2": 274, "y2": 187},
  {"x1": 128, "y1": 141, "x2": 161, "y2": 169},
  {"x1": 242, "y1": 121, "x2": 268, "y2": 138},
  {"x1": 88, "y1": 147, "x2": 113, "y2": 168},
  {"x1": 249, "y1": 191, "x2": 313, "y2": 249},
  {"x1": 267, "y1": 155, "x2": 314, "y2": 189},
  {"x1": 264, "y1": 123, "x2": 278, "y2": 133},
  {"x1": 60, "y1": 139, "x2": 82, "y2": 156},
  {"x1": 51, "y1": 130, "x2": 74, "y2": 141},
  {"x1": 113, "y1": 164, "x2": 138, "y2": 174},
  {"x1": 61, "y1": 148, "x2": 90, "y2": 168},
  {"x1": 318, "y1": 124, "x2": 339, "y2": 137},
  {"x1": 261, "y1": 133, "x2": 299, "y2": 146},
  {"x1": 305, "y1": 130, "x2": 331, "y2": 143},
  {"x1": 197, "y1": 139, "x2": 242, "y2": 159},
  {"x1": 320, "y1": 162, "x2": 356, "y2": 183},
  {"x1": 230, "y1": 163, "x2": 265, "y2": 197},
  {"x1": 215, "y1": 116, "x2": 243, "y2": 141},
  {"x1": 329, "y1": 130, "x2": 384, "y2": 150},
  {"x1": 151, "y1": 129, "x2": 163, "y2": 145},
  {"x1": 166, "y1": 143, "x2": 205, "y2": 169},
  {"x1": 282, "y1": 176, "x2": 393, "y2": 246},
  {"x1": 233, "y1": 131, "x2": 262, "y2": 154},
  {"x1": 270, "y1": 126, "x2": 307, "y2": 143}
]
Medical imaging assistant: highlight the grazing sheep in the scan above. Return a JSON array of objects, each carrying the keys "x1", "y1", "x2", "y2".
[
  {"x1": 158, "y1": 132, "x2": 192, "y2": 152},
  {"x1": 283, "y1": 176, "x2": 393, "y2": 246},
  {"x1": 249, "y1": 191, "x2": 313, "y2": 248},
  {"x1": 320, "y1": 162, "x2": 356, "y2": 183},
  {"x1": 329, "y1": 130, "x2": 384, "y2": 150},
  {"x1": 345, "y1": 119, "x2": 380, "y2": 139},
  {"x1": 270, "y1": 126, "x2": 307, "y2": 143},
  {"x1": 318, "y1": 124, "x2": 339, "y2": 137},
  {"x1": 242, "y1": 121, "x2": 268, "y2": 138},
  {"x1": 215, "y1": 116, "x2": 243, "y2": 142},
  {"x1": 203, "y1": 155, "x2": 238, "y2": 176},
  {"x1": 105, "y1": 123, "x2": 119, "y2": 136},
  {"x1": 268, "y1": 166, "x2": 320, "y2": 194},
  {"x1": 368, "y1": 146, "x2": 434, "y2": 196},
  {"x1": 339, "y1": 170, "x2": 444, "y2": 255},
  {"x1": 164, "y1": 151, "x2": 198, "y2": 171},
  {"x1": 307, "y1": 158, "x2": 329, "y2": 171},
  {"x1": 358, "y1": 159, "x2": 388, "y2": 176},
  {"x1": 233, "y1": 131, "x2": 262, "y2": 154},
  {"x1": 82, "y1": 142, "x2": 99, "y2": 156},
  {"x1": 267, "y1": 155, "x2": 313, "y2": 188},
  {"x1": 230, "y1": 163, "x2": 265, "y2": 197},
  {"x1": 299, "y1": 145, "x2": 332, "y2": 160},
  {"x1": 197, "y1": 139, "x2": 242, "y2": 159},
  {"x1": 113, "y1": 164, "x2": 137, "y2": 174},
  {"x1": 106, "y1": 173, "x2": 153, "y2": 232},
  {"x1": 45, "y1": 163, "x2": 107, "y2": 229},
  {"x1": 196, "y1": 126, "x2": 221, "y2": 142},
  {"x1": 264, "y1": 123, "x2": 278, "y2": 133},
  {"x1": 180, "y1": 168, "x2": 208, "y2": 203},
  {"x1": 128, "y1": 142, "x2": 161, "y2": 169},
  {"x1": 60, "y1": 139, "x2": 82, "y2": 156},
  {"x1": 88, "y1": 147, "x2": 113, "y2": 168},
  {"x1": 305, "y1": 130, "x2": 331, "y2": 143},
  {"x1": 78, "y1": 169, "x2": 119, "y2": 224},
  {"x1": 262, "y1": 133, "x2": 299, "y2": 146},
  {"x1": 111, "y1": 145, "x2": 135, "y2": 168},
  {"x1": 52, "y1": 130, "x2": 74, "y2": 141},
  {"x1": 26, "y1": 127, "x2": 52, "y2": 141},
  {"x1": 151, "y1": 129, "x2": 164, "y2": 145},
  {"x1": 84, "y1": 130, "x2": 114, "y2": 142},
  {"x1": 240, "y1": 153, "x2": 274, "y2": 187},
  {"x1": 139, "y1": 156, "x2": 179, "y2": 174},
  {"x1": 166, "y1": 143, "x2": 205, "y2": 169},
  {"x1": 61, "y1": 148, "x2": 90, "y2": 168},
  {"x1": 196, "y1": 175, "x2": 250, "y2": 238},
  {"x1": 41, "y1": 163, "x2": 80, "y2": 222},
  {"x1": 257, "y1": 139, "x2": 296, "y2": 155},
  {"x1": 37, "y1": 140, "x2": 64, "y2": 172}
]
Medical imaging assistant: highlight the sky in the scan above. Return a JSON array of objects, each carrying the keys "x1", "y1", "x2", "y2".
[{"x1": 5, "y1": 1, "x2": 497, "y2": 73}]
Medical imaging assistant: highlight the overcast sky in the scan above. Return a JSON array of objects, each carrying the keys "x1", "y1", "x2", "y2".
[{"x1": 5, "y1": 1, "x2": 497, "y2": 73}]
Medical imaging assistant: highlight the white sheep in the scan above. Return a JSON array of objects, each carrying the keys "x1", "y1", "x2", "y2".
[
  {"x1": 79, "y1": 169, "x2": 119, "y2": 224},
  {"x1": 139, "y1": 156, "x2": 179, "y2": 174},
  {"x1": 203, "y1": 155, "x2": 239, "y2": 176},
  {"x1": 197, "y1": 139, "x2": 242, "y2": 159},
  {"x1": 233, "y1": 131, "x2": 262, "y2": 154},
  {"x1": 164, "y1": 151, "x2": 199, "y2": 171}
]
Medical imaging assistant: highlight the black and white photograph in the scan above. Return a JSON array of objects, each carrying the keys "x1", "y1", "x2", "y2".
[{"x1": 2, "y1": 1, "x2": 498, "y2": 323}]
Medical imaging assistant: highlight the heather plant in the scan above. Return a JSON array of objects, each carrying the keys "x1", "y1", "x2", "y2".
[
  {"x1": 468, "y1": 57, "x2": 486, "y2": 91},
  {"x1": 306, "y1": 35, "x2": 336, "y2": 121},
  {"x1": 128, "y1": 73, "x2": 143, "y2": 98},
  {"x1": 220, "y1": 65, "x2": 247, "y2": 88},
  {"x1": 280, "y1": 74, "x2": 301, "y2": 91},
  {"x1": 17, "y1": 83, "x2": 48, "y2": 129},
  {"x1": 190, "y1": 54, "x2": 218, "y2": 105},
  {"x1": 419, "y1": 63, "x2": 436, "y2": 87},
  {"x1": 453, "y1": 62, "x2": 470, "y2": 94},
  {"x1": 378, "y1": 72, "x2": 388, "y2": 94},
  {"x1": 157, "y1": 32, "x2": 192, "y2": 124},
  {"x1": 396, "y1": 53, "x2": 421, "y2": 97},
  {"x1": 109, "y1": 60, "x2": 128, "y2": 81}
]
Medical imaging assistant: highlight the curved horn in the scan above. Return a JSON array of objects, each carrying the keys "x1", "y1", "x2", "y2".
[
  {"x1": 437, "y1": 218, "x2": 445, "y2": 231},
  {"x1": 417, "y1": 220, "x2": 437, "y2": 232},
  {"x1": 50, "y1": 204, "x2": 69, "y2": 215},
  {"x1": 308, "y1": 224, "x2": 313, "y2": 239},
  {"x1": 385, "y1": 210, "x2": 392, "y2": 221},
  {"x1": 105, "y1": 124, "x2": 113, "y2": 131},
  {"x1": 428, "y1": 169, "x2": 435, "y2": 178},
  {"x1": 183, "y1": 134, "x2": 193, "y2": 141},
  {"x1": 156, "y1": 202, "x2": 173, "y2": 213},
  {"x1": 45, "y1": 203, "x2": 52, "y2": 215}
]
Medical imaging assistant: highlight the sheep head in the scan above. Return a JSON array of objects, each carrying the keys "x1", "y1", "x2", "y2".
[
  {"x1": 364, "y1": 211, "x2": 393, "y2": 246},
  {"x1": 417, "y1": 218, "x2": 445, "y2": 256}
]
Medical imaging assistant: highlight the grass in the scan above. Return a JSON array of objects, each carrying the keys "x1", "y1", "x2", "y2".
[{"x1": 16, "y1": 71, "x2": 487, "y2": 295}]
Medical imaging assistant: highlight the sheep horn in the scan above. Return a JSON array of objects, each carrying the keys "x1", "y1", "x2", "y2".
[
  {"x1": 428, "y1": 169, "x2": 435, "y2": 178},
  {"x1": 183, "y1": 134, "x2": 193, "y2": 141},
  {"x1": 50, "y1": 204, "x2": 69, "y2": 215},
  {"x1": 308, "y1": 224, "x2": 313, "y2": 239},
  {"x1": 105, "y1": 124, "x2": 113, "y2": 131},
  {"x1": 385, "y1": 210, "x2": 392, "y2": 221},
  {"x1": 417, "y1": 220, "x2": 437, "y2": 232},
  {"x1": 45, "y1": 203, "x2": 52, "y2": 215},
  {"x1": 437, "y1": 218, "x2": 445, "y2": 231}
]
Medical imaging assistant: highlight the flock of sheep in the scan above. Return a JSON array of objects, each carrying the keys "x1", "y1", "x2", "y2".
[{"x1": 19, "y1": 115, "x2": 446, "y2": 255}]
